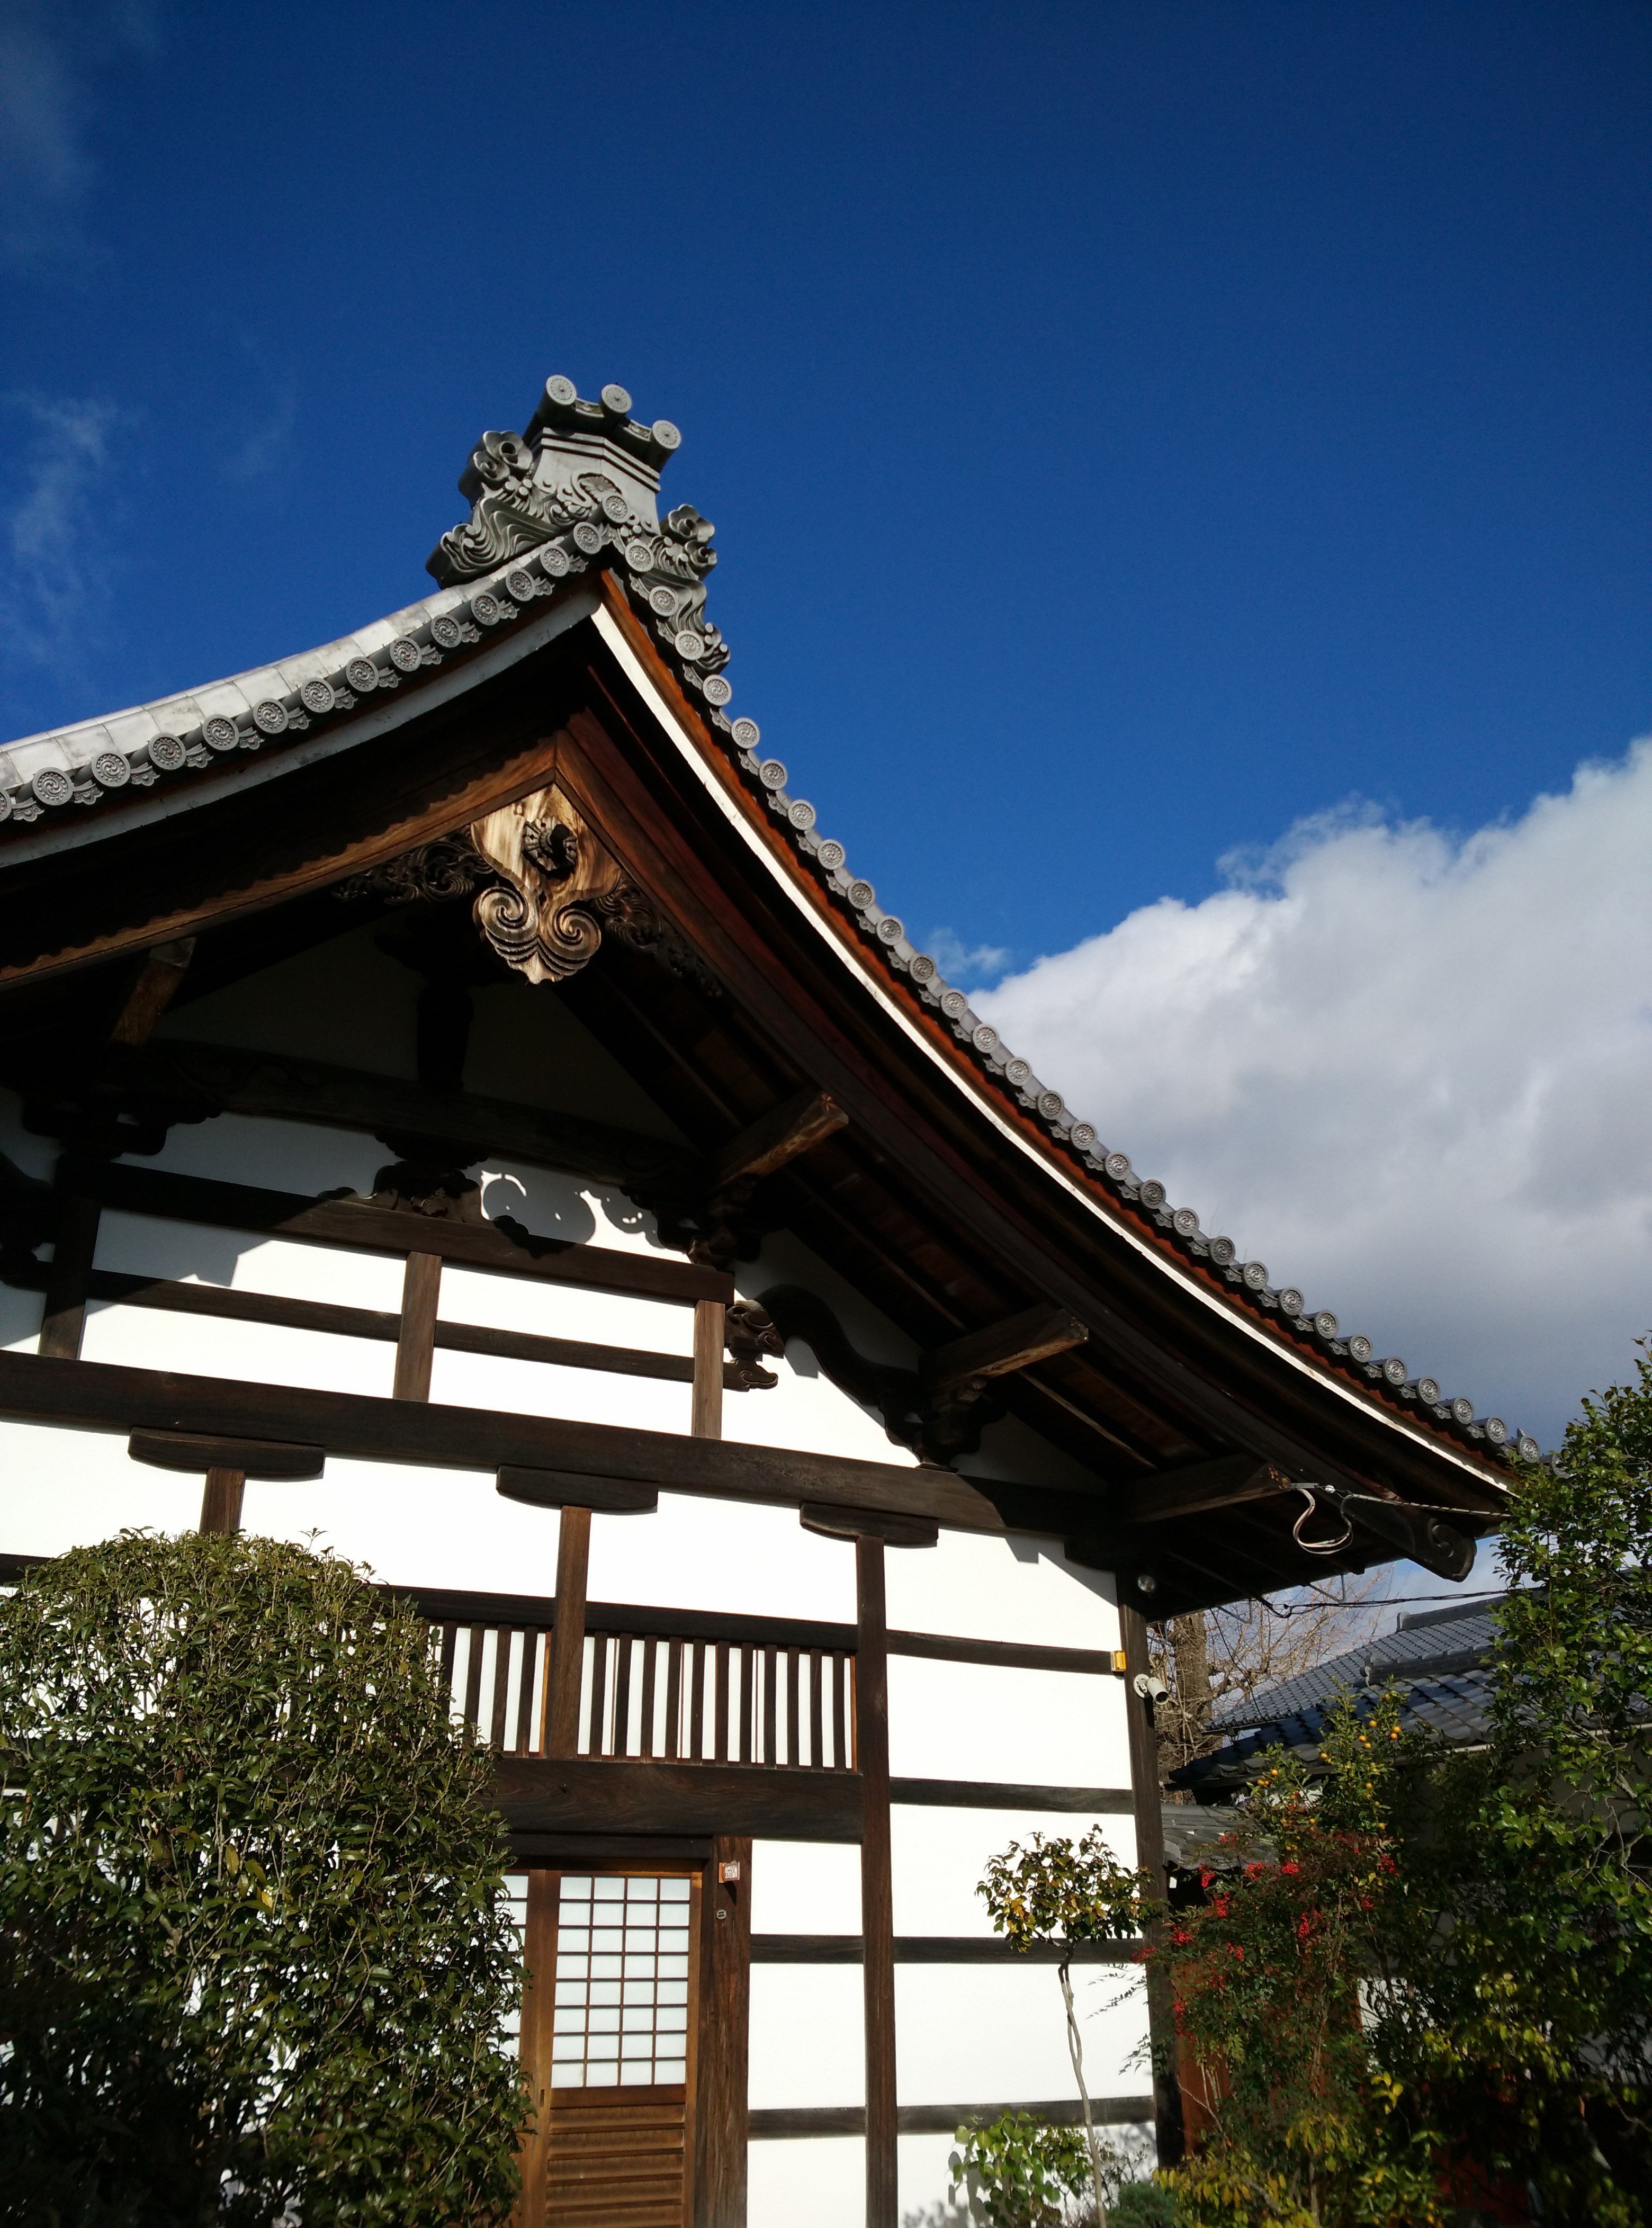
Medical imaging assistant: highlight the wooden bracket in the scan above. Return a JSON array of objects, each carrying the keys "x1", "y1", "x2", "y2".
[
  {"x1": 1114, "y1": 1457, "x2": 1290, "y2": 1525},
  {"x1": 496, "y1": 1466, "x2": 660, "y2": 1514},
  {"x1": 800, "y1": 1501, "x2": 939, "y2": 1549},
  {"x1": 128, "y1": 1428, "x2": 325, "y2": 1479},
  {"x1": 110, "y1": 938, "x2": 195, "y2": 1048},
  {"x1": 921, "y1": 1305, "x2": 1089, "y2": 1396},
  {"x1": 709, "y1": 1089, "x2": 847, "y2": 1192}
]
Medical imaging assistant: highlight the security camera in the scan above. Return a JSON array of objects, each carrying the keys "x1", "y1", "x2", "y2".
[{"x1": 1133, "y1": 1672, "x2": 1170, "y2": 1706}]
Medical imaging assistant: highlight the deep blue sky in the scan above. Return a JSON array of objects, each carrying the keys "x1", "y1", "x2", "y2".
[{"x1": 2, "y1": 0, "x2": 1647, "y2": 972}]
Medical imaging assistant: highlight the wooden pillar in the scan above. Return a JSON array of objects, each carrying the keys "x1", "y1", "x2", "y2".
[
  {"x1": 1119, "y1": 1600, "x2": 1186, "y2": 2166},
  {"x1": 692, "y1": 1300, "x2": 725, "y2": 1440},
  {"x1": 695, "y1": 1836, "x2": 752, "y2": 2228},
  {"x1": 856, "y1": 1535, "x2": 897, "y2": 2228},
  {"x1": 38, "y1": 1194, "x2": 101, "y2": 1360},
  {"x1": 515, "y1": 1868, "x2": 560, "y2": 2228},
  {"x1": 393, "y1": 1250, "x2": 442, "y2": 1401},
  {"x1": 543, "y1": 1505, "x2": 591, "y2": 1758},
  {"x1": 199, "y1": 1467, "x2": 246, "y2": 1535}
]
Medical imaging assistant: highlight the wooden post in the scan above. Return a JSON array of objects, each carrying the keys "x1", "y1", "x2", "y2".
[
  {"x1": 1119, "y1": 1599, "x2": 1185, "y2": 2166},
  {"x1": 543, "y1": 1505, "x2": 591, "y2": 1758},
  {"x1": 856, "y1": 1534, "x2": 897, "y2": 2228},
  {"x1": 515, "y1": 1868, "x2": 560, "y2": 2228},
  {"x1": 695, "y1": 1836, "x2": 752, "y2": 2228},
  {"x1": 692, "y1": 1300, "x2": 725, "y2": 1440},
  {"x1": 199, "y1": 1467, "x2": 246, "y2": 1534},
  {"x1": 38, "y1": 1195, "x2": 101, "y2": 1360},
  {"x1": 393, "y1": 1250, "x2": 442, "y2": 1401}
]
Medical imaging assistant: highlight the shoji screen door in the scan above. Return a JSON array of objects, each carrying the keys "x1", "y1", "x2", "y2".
[{"x1": 514, "y1": 1868, "x2": 701, "y2": 2228}]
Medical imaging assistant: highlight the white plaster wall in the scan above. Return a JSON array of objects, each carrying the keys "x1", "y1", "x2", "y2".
[{"x1": 0, "y1": 1056, "x2": 1150, "y2": 2198}]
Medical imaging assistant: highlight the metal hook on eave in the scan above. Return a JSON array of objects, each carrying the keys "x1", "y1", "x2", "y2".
[{"x1": 1291, "y1": 1484, "x2": 1354, "y2": 1556}]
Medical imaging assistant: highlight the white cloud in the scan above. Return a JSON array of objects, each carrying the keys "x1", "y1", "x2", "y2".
[
  {"x1": 0, "y1": 2, "x2": 163, "y2": 267},
  {"x1": 975, "y1": 747, "x2": 1652, "y2": 1446},
  {"x1": 1, "y1": 393, "x2": 121, "y2": 672},
  {"x1": 925, "y1": 926, "x2": 1011, "y2": 986}
]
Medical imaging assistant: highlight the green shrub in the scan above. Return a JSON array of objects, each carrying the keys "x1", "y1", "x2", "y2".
[{"x1": 0, "y1": 1531, "x2": 526, "y2": 2225}]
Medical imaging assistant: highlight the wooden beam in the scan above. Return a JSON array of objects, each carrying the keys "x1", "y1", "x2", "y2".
[
  {"x1": 751, "y1": 1934, "x2": 1144, "y2": 1965},
  {"x1": 490, "y1": 1756, "x2": 864, "y2": 1841},
  {"x1": 109, "y1": 938, "x2": 194, "y2": 1046},
  {"x1": 695, "y1": 1836, "x2": 751, "y2": 2228},
  {"x1": 37, "y1": 1194, "x2": 101, "y2": 1361},
  {"x1": 857, "y1": 1534, "x2": 897, "y2": 2228},
  {"x1": 392, "y1": 1251, "x2": 441, "y2": 1401},
  {"x1": 128, "y1": 1427, "x2": 325, "y2": 1479},
  {"x1": 1119, "y1": 1602, "x2": 1186, "y2": 2168},
  {"x1": 922, "y1": 1304, "x2": 1090, "y2": 1394},
  {"x1": 691, "y1": 1300, "x2": 725, "y2": 1439},
  {"x1": 707, "y1": 1087, "x2": 847, "y2": 1191},
  {"x1": 750, "y1": 2097, "x2": 1158, "y2": 2140},
  {"x1": 198, "y1": 1467, "x2": 245, "y2": 1534},
  {"x1": 101, "y1": 1038, "x2": 704, "y2": 1194},
  {"x1": 18, "y1": 1264, "x2": 757, "y2": 1388},
  {"x1": 890, "y1": 1777, "x2": 1134, "y2": 1814},
  {"x1": 62, "y1": 1160, "x2": 733, "y2": 1306},
  {"x1": 0, "y1": 1351, "x2": 1017, "y2": 1534},
  {"x1": 543, "y1": 1506, "x2": 591, "y2": 1759},
  {"x1": 1116, "y1": 1457, "x2": 1289, "y2": 1525}
]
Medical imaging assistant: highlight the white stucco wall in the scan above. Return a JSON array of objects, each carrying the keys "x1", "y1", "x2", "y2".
[{"x1": 0, "y1": 928, "x2": 1151, "y2": 2225}]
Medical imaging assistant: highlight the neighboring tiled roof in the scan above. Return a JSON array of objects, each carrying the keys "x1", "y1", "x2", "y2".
[
  {"x1": 1208, "y1": 1596, "x2": 1514, "y2": 1730},
  {"x1": 1179, "y1": 1669, "x2": 1497, "y2": 1797},
  {"x1": 0, "y1": 376, "x2": 1537, "y2": 1477}
]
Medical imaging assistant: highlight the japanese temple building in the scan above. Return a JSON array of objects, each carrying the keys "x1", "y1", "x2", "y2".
[{"x1": 0, "y1": 378, "x2": 1526, "y2": 2227}]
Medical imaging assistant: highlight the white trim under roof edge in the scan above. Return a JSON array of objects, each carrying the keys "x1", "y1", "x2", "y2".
[{"x1": 592, "y1": 600, "x2": 1509, "y2": 1507}]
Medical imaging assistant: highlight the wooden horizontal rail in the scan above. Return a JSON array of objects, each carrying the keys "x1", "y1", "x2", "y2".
[
  {"x1": 749, "y1": 2098, "x2": 1157, "y2": 2139},
  {"x1": 491, "y1": 1756, "x2": 865, "y2": 1841},
  {"x1": 891, "y1": 1777, "x2": 1135, "y2": 1814},
  {"x1": 0, "y1": 1352, "x2": 1023, "y2": 1533},
  {"x1": 489, "y1": 1757, "x2": 1135, "y2": 1839},
  {"x1": 0, "y1": 1557, "x2": 1126, "y2": 1676},
  {"x1": 752, "y1": 1935, "x2": 1144, "y2": 1965},
  {"x1": 60, "y1": 1158, "x2": 732, "y2": 1305},
  {"x1": 3, "y1": 1264, "x2": 754, "y2": 1390}
]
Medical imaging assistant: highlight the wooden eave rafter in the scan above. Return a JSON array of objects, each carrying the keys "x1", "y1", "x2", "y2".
[{"x1": 0, "y1": 571, "x2": 1512, "y2": 1614}]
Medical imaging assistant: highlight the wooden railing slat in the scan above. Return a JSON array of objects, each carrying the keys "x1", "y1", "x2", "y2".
[
  {"x1": 666, "y1": 1638, "x2": 683, "y2": 1761},
  {"x1": 516, "y1": 1626, "x2": 541, "y2": 1754},
  {"x1": 462, "y1": 1625, "x2": 486, "y2": 1742}
]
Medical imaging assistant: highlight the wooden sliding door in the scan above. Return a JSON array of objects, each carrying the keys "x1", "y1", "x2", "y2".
[{"x1": 516, "y1": 1868, "x2": 700, "y2": 2228}]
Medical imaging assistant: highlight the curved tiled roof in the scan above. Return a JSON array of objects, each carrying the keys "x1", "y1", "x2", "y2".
[{"x1": 0, "y1": 376, "x2": 1538, "y2": 1477}]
